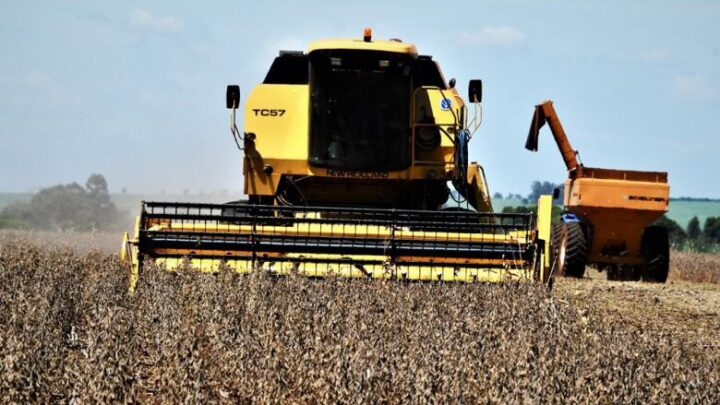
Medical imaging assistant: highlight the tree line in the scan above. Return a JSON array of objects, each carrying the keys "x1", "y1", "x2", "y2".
[
  {"x1": 657, "y1": 215, "x2": 720, "y2": 252},
  {"x1": 493, "y1": 181, "x2": 561, "y2": 204},
  {"x1": 0, "y1": 174, "x2": 121, "y2": 231}
]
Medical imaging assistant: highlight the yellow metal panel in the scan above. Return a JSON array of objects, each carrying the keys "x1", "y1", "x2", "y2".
[
  {"x1": 309, "y1": 39, "x2": 417, "y2": 55},
  {"x1": 120, "y1": 232, "x2": 128, "y2": 263},
  {"x1": 414, "y1": 88, "x2": 463, "y2": 148},
  {"x1": 244, "y1": 170, "x2": 279, "y2": 196},
  {"x1": 144, "y1": 219, "x2": 532, "y2": 245},
  {"x1": 119, "y1": 216, "x2": 141, "y2": 293},
  {"x1": 245, "y1": 84, "x2": 310, "y2": 161},
  {"x1": 537, "y1": 195, "x2": 552, "y2": 272},
  {"x1": 466, "y1": 163, "x2": 493, "y2": 213}
]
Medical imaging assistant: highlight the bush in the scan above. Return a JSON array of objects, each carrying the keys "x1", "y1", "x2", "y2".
[
  {"x1": 704, "y1": 217, "x2": 720, "y2": 243},
  {"x1": 687, "y1": 216, "x2": 701, "y2": 240},
  {"x1": 0, "y1": 174, "x2": 119, "y2": 231}
]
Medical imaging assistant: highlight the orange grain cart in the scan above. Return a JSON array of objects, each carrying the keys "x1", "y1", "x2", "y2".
[{"x1": 526, "y1": 101, "x2": 670, "y2": 282}]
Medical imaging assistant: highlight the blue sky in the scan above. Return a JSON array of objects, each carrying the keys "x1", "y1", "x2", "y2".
[{"x1": 1, "y1": 0, "x2": 718, "y2": 197}]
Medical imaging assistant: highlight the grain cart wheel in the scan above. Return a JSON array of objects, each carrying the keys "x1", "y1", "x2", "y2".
[
  {"x1": 550, "y1": 223, "x2": 563, "y2": 275},
  {"x1": 641, "y1": 226, "x2": 669, "y2": 283},
  {"x1": 557, "y1": 222, "x2": 588, "y2": 278}
]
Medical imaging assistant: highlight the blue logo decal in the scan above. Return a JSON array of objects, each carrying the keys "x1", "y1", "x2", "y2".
[{"x1": 440, "y1": 98, "x2": 452, "y2": 111}]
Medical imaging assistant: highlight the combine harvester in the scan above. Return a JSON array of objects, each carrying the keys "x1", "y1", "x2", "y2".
[
  {"x1": 122, "y1": 29, "x2": 553, "y2": 290},
  {"x1": 526, "y1": 101, "x2": 670, "y2": 282}
]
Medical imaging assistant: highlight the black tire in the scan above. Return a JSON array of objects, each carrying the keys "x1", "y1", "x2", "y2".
[
  {"x1": 556, "y1": 222, "x2": 588, "y2": 278},
  {"x1": 551, "y1": 223, "x2": 563, "y2": 250},
  {"x1": 550, "y1": 223, "x2": 563, "y2": 275},
  {"x1": 641, "y1": 226, "x2": 669, "y2": 283}
]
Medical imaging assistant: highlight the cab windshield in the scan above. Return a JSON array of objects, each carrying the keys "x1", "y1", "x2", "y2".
[{"x1": 309, "y1": 50, "x2": 413, "y2": 171}]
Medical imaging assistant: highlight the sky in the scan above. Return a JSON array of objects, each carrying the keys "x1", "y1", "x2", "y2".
[{"x1": 1, "y1": 0, "x2": 719, "y2": 197}]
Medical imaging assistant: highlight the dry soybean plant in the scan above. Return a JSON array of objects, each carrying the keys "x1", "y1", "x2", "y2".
[
  {"x1": 670, "y1": 250, "x2": 720, "y2": 284},
  {"x1": 0, "y1": 240, "x2": 718, "y2": 403}
]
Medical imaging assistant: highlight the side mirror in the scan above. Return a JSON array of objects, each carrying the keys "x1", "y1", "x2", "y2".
[
  {"x1": 553, "y1": 187, "x2": 561, "y2": 200},
  {"x1": 226, "y1": 85, "x2": 240, "y2": 109},
  {"x1": 468, "y1": 79, "x2": 482, "y2": 103}
]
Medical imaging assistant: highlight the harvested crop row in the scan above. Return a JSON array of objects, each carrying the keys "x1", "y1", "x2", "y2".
[{"x1": 0, "y1": 241, "x2": 718, "y2": 403}]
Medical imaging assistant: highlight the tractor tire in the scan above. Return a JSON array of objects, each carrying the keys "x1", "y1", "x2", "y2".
[
  {"x1": 550, "y1": 223, "x2": 563, "y2": 275},
  {"x1": 556, "y1": 222, "x2": 588, "y2": 278},
  {"x1": 641, "y1": 226, "x2": 669, "y2": 283}
]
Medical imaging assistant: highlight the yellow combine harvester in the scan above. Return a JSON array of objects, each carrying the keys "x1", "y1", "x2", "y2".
[{"x1": 121, "y1": 29, "x2": 553, "y2": 290}]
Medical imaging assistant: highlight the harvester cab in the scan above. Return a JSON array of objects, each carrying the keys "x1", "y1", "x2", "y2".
[{"x1": 121, "y1": 30, "x2": 554, "y2": 290}]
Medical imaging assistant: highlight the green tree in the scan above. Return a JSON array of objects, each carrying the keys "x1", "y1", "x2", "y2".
[
  {"x1": 528, "y1": 180, "x2": 561, "y2": 202},
  {"x1": 86, "y1": 173, "x2": 109, "y2": 194},
  {"x1": 687, "y1": 216, "x2": 701, "y2": 240},
  {"x1": 0, "y1": 174, "x2": 120, "y2": 231},
  {"x1": 703, "y1": 216, "x2": 720, "y2": 243}
]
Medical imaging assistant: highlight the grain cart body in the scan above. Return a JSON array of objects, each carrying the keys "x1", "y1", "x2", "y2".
[
  {"x1": 526, "y1": 100, "x2": 670, "y2": 282},
  {"x1": 122, "y1": 30, "x2": 553, "y2": 290}
]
